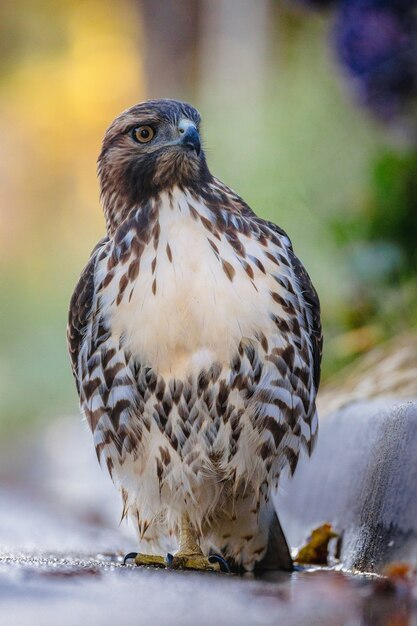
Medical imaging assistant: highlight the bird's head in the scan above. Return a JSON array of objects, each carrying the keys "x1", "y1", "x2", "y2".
[{"x1": 98, "y1": 99, "x2": 211, "y2": 231}]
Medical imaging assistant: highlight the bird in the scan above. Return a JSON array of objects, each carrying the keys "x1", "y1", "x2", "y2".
[{"x1": 67, "y1": 99, "x2": 322, "y2": 573}]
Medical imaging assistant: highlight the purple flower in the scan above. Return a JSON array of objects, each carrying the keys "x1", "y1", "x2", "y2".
[{"x1": 334, "y1": 0, "x2": 417, "y2": 119}]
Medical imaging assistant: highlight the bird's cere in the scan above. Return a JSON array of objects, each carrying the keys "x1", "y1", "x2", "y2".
[{"x1": 178, "y1": 118, "x2": 197, "y2": 134}]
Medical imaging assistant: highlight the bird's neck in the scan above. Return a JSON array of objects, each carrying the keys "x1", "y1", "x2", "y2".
[
  {"x1": 100, "y1": 187, "x2": 187, "y2": 238},
  {"x1": 100, "y1": 185, "x2": 200, "y2": 237},
  {"x1": 102, "y1": 193, "x2": 131, "y2": 236},
  {"x1": 101, "y1": 178, "x2": 251, "y2": 239},
  {"x1": 101, "y1": 182, "x2": 219, "y2": 237}
]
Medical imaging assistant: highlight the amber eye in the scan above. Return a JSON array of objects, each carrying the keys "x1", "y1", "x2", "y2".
[{"x1": 132, "y1": 125, "x2": 155, "y2": 143}]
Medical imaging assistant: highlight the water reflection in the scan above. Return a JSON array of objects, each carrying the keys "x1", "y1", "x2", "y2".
[{"x1": 252, "y1": 568, "x2": 416, "y2": 626}]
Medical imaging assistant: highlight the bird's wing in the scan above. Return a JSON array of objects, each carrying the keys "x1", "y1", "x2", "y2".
[
  {"x1": 257, "y1": 217, "x2": 322, "y2": 392},
  {"x1": 221, "y1": 206, "x2": 322, "y2": 471},
  {"x1": 210, "y1": 177, "x2": 323, "y2": 395},
  {"x1": 280, "y1": 229, "x2": 322, "y2": 392},
  {"x1": 67, "y1": 237, "x2": 109, "y2": 392}
]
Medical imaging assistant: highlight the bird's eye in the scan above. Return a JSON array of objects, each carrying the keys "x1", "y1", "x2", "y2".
[{"x1": 132, "y1": 126, "x2": 155, "y2": 143}]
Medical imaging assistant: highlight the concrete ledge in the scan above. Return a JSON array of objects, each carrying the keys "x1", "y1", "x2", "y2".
[{"x1": 277, "y1": 399, "x2": 417, "y2": 572}]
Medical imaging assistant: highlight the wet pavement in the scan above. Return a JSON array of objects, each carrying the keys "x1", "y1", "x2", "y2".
[{"x1": 1, "y1": 549, "x2": 416, "y2": 626}]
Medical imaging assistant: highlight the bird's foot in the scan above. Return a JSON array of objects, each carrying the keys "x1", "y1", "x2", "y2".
[
  {"x1": 123, "y1": 551, "x2": 229, "y2": 572},
  {"x1": 166, "y1": 552, "x2": 230, "y2": 573}
]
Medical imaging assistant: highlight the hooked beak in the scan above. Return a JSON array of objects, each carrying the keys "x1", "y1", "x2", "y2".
[{"x1": 178, "y1": 120, "x2": 201, "y2": 156}]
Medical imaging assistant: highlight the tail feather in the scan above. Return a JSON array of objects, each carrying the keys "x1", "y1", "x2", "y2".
[{"x1": 257, "y1": 512, "x2": 293, "y2": 572}]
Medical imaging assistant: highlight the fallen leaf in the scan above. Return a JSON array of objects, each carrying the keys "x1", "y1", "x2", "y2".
[
  {"x1": 383, "y1": 562, "x2": 413, "y2": 580},
  {"x1": 294, "y1": 523, "x2": 338, "y2": 566}
]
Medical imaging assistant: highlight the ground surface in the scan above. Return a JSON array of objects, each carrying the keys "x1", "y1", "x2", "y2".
[
  {"x1": 1, "y1": 545, "x2": 416, "y2": 626},
  {"x1": 1, "y1": 553, "x2": 416, "y2": 626}
]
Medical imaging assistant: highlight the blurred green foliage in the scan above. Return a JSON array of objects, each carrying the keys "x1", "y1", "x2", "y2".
[
  {"x1": 330, "y1": 150, "x2": 417, "y2": 368},
  {"x1": 333, "y1": 151, "x2": 417, "y2": 273},
  {"x1": 368, "y1": 152, "x2": 417, "y2": 272}
]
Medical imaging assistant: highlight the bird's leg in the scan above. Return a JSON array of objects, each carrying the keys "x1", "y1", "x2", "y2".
[
  {"x1": 178, "y1": 512, "x2": 204, "y2": 556},
  {"x1": 167, "y1": 513, "x2": 229, "y2": 572}
]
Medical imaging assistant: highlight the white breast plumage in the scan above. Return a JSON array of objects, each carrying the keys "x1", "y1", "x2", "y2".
[{"x1": 97, "y1": 188, "x2": 283, "y2": 380}]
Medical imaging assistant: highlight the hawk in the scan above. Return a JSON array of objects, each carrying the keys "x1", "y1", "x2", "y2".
[{"x1": 68, "y1": 99, "x2": 322, "y2": 573}]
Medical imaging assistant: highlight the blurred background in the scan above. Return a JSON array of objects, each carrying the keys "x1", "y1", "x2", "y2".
[{"x1": 1, "y1": 0, "x2": 417, "y2": 441}]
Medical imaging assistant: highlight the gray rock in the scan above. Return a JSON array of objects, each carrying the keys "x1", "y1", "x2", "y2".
[{"x1": 277, "y1": 399, "x2": 417, "y2": 573}]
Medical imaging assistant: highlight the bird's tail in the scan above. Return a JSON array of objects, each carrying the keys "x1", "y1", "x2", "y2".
[{"x1": 257, "y1": 511, "x2": 293, "y2": 571}]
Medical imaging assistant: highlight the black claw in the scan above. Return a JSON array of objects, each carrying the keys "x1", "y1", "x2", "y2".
[
  {"x1": 292, "y1": 563, "x2": 307, "y2": 572},
  {"x1": 165, "y1": 553, "x2": 174, "y2": 568},
  {"x1": 123, "y1": 552, "x2": 138, "y2": 565},
  {"x1": 208, "y1": 554, "x2": 230, "y2": 573}
]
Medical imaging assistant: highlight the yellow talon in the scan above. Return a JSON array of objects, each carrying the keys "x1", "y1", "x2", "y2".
[{"x1": 133, "y1": 553, "x2": 166, "y2": 568}]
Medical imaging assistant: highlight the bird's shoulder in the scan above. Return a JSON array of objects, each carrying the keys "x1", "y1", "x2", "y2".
[
  {"x1": 207, "y1": 177, "x2": 291, "y2": 240},
  {"x1": 67, "y1": 236, "x2": 109, "y2": 388}
]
